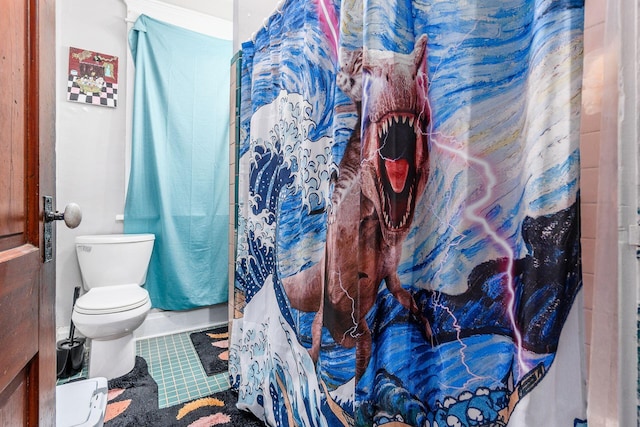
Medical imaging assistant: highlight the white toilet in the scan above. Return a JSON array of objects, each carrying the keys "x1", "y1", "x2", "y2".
[{"x1": 72, "y1": 233, "x2": 155, "y2": 380}]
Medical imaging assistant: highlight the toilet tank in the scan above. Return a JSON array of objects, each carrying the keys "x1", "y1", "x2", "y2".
[{"x1": 75, "y1": 234, "x2": 155, "y2": 289}]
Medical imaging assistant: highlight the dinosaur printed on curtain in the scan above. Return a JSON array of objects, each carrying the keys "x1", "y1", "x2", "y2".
[
  {"x1": 282, "y1": 34, "x2": 434, "y2": 381},
  {"x1": 230, "y1": 0, "x2": 587, "y2": 426}
]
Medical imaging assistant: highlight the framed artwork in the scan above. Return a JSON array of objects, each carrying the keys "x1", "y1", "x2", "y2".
[{"x1": 67, "y1": 47, "x2": 118, "y2": 108}]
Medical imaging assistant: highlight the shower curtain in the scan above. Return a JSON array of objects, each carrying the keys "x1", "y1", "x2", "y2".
[
  {"x1": 125, "y1": 15, "x2": 232, "y2": 310},
  {"x1": 230, "y1": 0, "x2": 587, "y2": 425}
]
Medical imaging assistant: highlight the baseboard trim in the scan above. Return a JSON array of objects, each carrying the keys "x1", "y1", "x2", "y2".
[
  {"x1": 56, "y1": 303, "x2": 228, "y2": 342},
  {"x1": 134, "y1": 304, "x2": 229, "y2": 340}
]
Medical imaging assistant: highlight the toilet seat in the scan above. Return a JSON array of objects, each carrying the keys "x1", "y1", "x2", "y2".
[{"x1": 75, "y1": 284, "x2": 150, "y2": 315}]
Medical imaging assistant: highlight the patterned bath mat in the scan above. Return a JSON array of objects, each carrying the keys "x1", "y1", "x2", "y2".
[
  {"x1": 189, "y1": 325, "x2": 229, "y2": 376},
  {"x1": 104, "y1": 356, "x2": 263, "y2": 426}
]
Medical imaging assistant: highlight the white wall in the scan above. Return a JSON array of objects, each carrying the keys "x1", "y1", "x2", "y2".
[
  {"x1": 54, "y1": 0, "x2": 233, "y2": 333},
  {"x1": 55, "y1": 0, "x2": 129, "y2": 331},
  {"x1": 159, "y1": 0, "x2": 233, "y2": 21},
  {"x1": 234, "y1": 0, "x2": 281, "y2": 51}
]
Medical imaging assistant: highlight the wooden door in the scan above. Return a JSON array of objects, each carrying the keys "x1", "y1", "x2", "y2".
[{"x1": 0, "y1": 0, "x2": 56, "y2": 425}]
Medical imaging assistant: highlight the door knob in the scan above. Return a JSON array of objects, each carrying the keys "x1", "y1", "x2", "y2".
[
  {"x1": 44, "y1": 202, "x2": 82, "y2": 229},
  {"x1": 43, "y1": 196, "x2": 81, "y2": 262}
]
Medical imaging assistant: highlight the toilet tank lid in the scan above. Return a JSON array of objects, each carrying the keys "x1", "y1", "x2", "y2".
[{"x1": 75, "y1": 234, "x2": 155, "y2": 244}]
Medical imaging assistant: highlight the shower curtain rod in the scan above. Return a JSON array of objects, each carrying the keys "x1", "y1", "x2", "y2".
[
  {"x1": 122, "y1": 0, "x2": 233, "y2": 40},
  {"x1": 249, "y1": 0, "x2": 286, "y2": 42}
]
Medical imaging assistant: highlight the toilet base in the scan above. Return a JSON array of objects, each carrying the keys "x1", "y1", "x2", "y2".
[{"x1": 88, "y1": 334, "x2": 136, "y2": 380}]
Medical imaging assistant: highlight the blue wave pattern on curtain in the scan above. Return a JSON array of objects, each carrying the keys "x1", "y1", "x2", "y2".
[
  {"x1": 125, "y1": 15, "x2": 232, "y2": 310},
  {"x1": 230, "y1": 0, "x2": 587, "y2": 425}
]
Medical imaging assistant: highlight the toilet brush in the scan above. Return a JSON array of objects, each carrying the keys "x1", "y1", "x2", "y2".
[
  {"x1": 56, "y1": 286, "x2": 86, "y2": 379},
  {"x1": 67, "y1": 286, "x2": 80, "y2": 343}
]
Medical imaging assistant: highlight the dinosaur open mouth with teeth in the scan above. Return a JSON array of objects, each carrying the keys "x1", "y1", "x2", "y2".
[
  {"x1": 376, "y1": 112, "x2": 419, "y2": 230},
  {"x1": 359, "y1": 34, "x2": 430, "y2": 242}
]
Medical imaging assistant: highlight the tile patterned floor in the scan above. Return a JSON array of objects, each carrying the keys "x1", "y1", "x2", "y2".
[
  {"x1": 57, "y1": 327, "x2": 230, "y2": 409},
  {"x1": 137, "y1": 328, "x2": 230, "y2": 408}
]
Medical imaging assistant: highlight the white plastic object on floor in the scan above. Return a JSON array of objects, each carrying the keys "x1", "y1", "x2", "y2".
[{"x1": 56, "y1": 377, "x2": 108, "y2": 427}]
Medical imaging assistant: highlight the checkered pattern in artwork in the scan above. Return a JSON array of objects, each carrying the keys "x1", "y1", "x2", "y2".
[{"x1": 67, "y1": 76, "x2": 118, "y2": 107}]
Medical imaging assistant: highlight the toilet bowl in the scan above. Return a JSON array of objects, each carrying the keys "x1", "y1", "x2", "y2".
[{"x1": 72, "y1": 234, "x2": 154, "y2": 380}]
